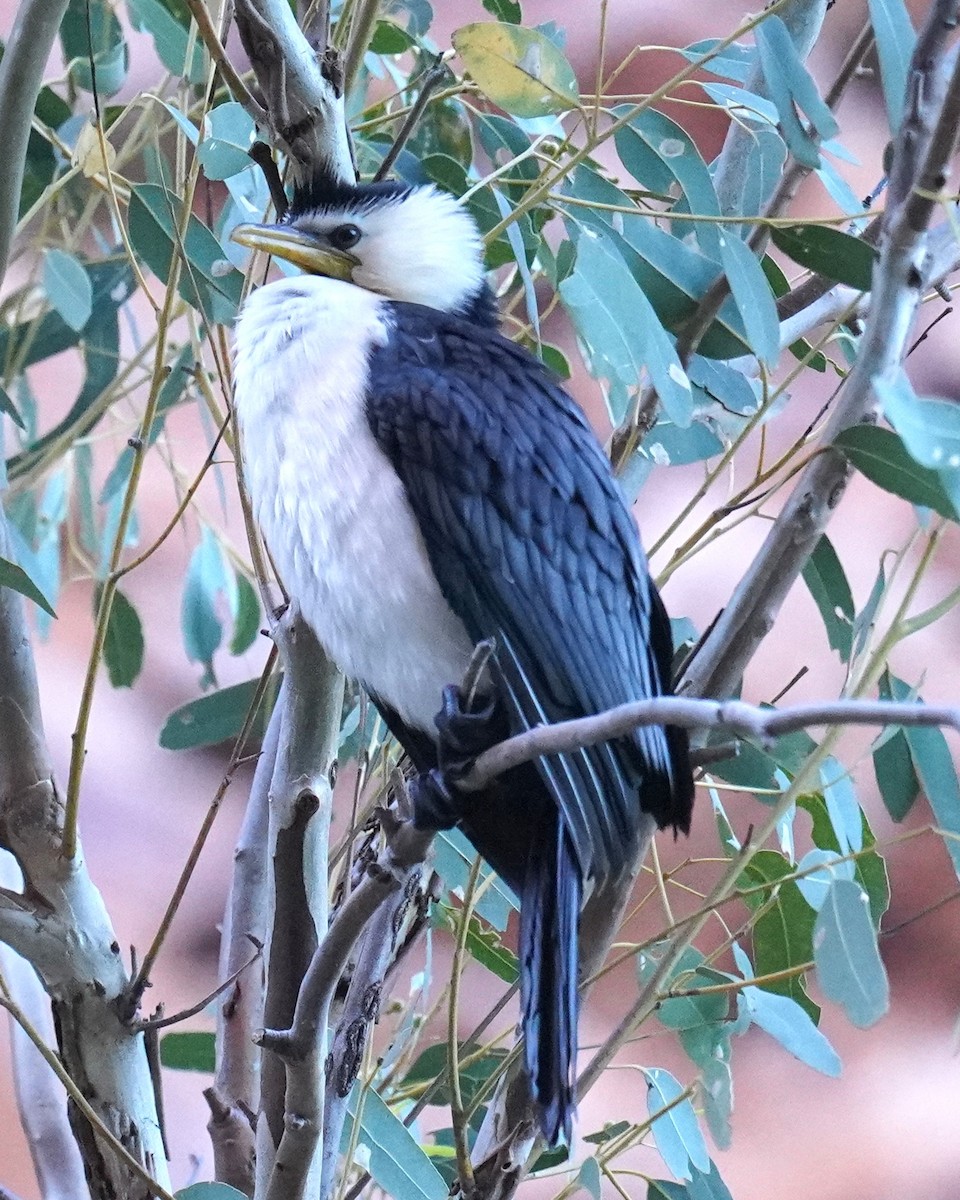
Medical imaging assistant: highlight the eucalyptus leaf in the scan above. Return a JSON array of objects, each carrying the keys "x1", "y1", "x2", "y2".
[
  {"x1": 755, "y1": 16, "x2": 837, "y2": 167},
  {"x1": 833, "y1": 424, "x2": 958, "y2": 521},
  {"x1": 643, "y1": 1067, "x2": 710, "y2": 1181},
  {"x1": 177, "y1": 1186, "x2": 249, "y2": 1200},
  {"x1": 0, "y1": 554, "x2": 56, "y2": 617},
  {"x1": 801, "y1": 534, "x2": 854, "y2": 661},
  {"x1": 452, "y1": 22, "x2": 578, "y2": 117},
  {"x1": 874, "y1": 670, "x2": 921, "y2": 821},
  {"x1": 43, "y1": 249, "x2": 93, "y2": 332},
  {"x1": 867, "y1": 0, "x2": 916, "y2": 130},
  {"x1": 813, "y1": 879, "x2": 889, "y2": 1027},
  {"x1": 160, "y1": 676, "x2": 275, "y2": 750},
  {"x1": 342, "y1": 1086, "x2": 448, "y2": 1200},
  {"x1": 771, "y1": 225, "x2": 877, "y2": 291},
  {"x1": 160, "y1": 1031, "x2": 215, "y2": 1072},
  {"x1": 128, "y1": 0, "x2": 205, "y2": 82},
  {"x1": 98, "y1": 586, "x2": 145, "y2": 688}
]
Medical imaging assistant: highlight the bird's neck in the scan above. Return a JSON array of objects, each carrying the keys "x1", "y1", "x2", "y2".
[{"x1": 454, "y1": 282, "x2": 499, "y2": 328}]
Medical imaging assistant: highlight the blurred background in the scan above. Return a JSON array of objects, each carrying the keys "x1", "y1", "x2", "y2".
[{"x1": 1, "y1": 0, "x2": 959, "y2": 1196}]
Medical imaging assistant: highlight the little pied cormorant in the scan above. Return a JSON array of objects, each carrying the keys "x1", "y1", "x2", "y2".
[{"x1": 231, "y1": 178, "x2": 694, "y2": 1146}]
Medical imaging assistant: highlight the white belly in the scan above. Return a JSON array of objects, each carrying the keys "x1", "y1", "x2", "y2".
[{"x1": 233, "y1": 275, "x2": 475, "y2": 733}]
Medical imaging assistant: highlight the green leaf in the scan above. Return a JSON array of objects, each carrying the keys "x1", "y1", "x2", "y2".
[
  {"x1": 583, "y1": 1120, "x2": 631, "y2": 1145},
  {"x1": 128, "y1": 0, "x2": 205, "y2": 81},
  {"x1": 402, "y1": 1042, "x2": 508, "y2": 1109},
  {"x1": 452, "y1": 22, "x2": 579, "y2": 117},
  {"x1": 43, "y1": 249, "x2": 93, "y2": 333},
  {"x1": 797, "y1": 793, "x2": 890, "y2": 928},
  {"x1": 739, "y1": 850, "x2": 818, "y2": 1020},
  {"x1": 717, "y1": 231, "x2": 779, "y2": 366},
  {"x1": 197, "y1": 102, "x2": 256, "y2": 181},
  {"x1": 370, "y1": 19, "x2": 416, "y2": 53},
  {"x1": 99, "y1": 586, "x2": 144, "y2": 688},
  {"x1": 60, "y1": 0, "x2": 127, "y2": 94},
  {"x1": 755, "y1": 16, "x2": 838, "y2": 167},
  {"x1": 833, "y1": 424, "x2": 958, "y2": 520},
  {"x1": 229, "y1": 572, "x2": 261, "y2": 655},
  {"x1": 0, "y1": 555, "x2": 56, "y2": 618},
  {"x1": 884, "y1": 674, "x2": 960, "y2": 877},
  {"x1": 177, "y1": 1185, "x2": 249, "y2": 1200},
  {"x1": 160, "y1": 1031, "x2": 215, "y2": 1072},
  {"x1": 643, "y1": 1067, "x2": 709, "y2": 1180},
  {"x1": 874, "y1": 670, "x2": 920, "y2": 821},
  {"x1": 867, "y1": 0, "x2": 916, "y2": 130},
  {"x1": 0, "y1": 383, "x2": 25, "y2": 430},
  {"x1": 160, "y1": 676, "x2": 274, "y2": 750},
  {"x1": 481, "y1": 0, "x2": 521, "y2": 22},
  {"x1": 128, "y1": 183, "x2": 243, "y2": 324},
  {"x1": 802, "y1": 534, "x2": 854, "y2": 661},
  {"x1": 813, "y1": 879, "x2": 889, "y2": 1027},
  {"x1": 770, "y1": 225, "x2": 877, "y2": 291},
  {"x1": 343, "y1": 1087, "x2": 448, "y2": 1200}
]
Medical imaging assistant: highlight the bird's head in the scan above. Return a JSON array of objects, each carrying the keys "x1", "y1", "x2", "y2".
[{"x1": 231, "y1": 179, "x2": 488, "y2": 317}]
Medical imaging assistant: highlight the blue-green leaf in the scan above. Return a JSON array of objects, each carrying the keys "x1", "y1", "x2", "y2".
[
  {"x1": 639, "y1": 944, "x2": 730, "y2": 1031},
  {"x1": 0, "y1": 383, "x2": 25, "y2": 430},
  {"x1": 717, "y1": 232, "x2": 779, "y2": 365},
  {"x1": 867, "y1": 0, "x2": 916, "y2": 131},
  {"x1": 433, "y1": 828, "x2": 517, "y2": 930},
  {"x1": 874, "y1": 670, "x2": 921, "y2": 821},
  {"x1": 577, "y1": 1157, "x2": 602, "y2": 1200},
  {"x1": 43, "y1": 249, "x2": 93, "y2": 332},
  {"x1": 740, "y1": 980, "x2": 841, "y2": 1075},
  {"x1": 181, "y1": 527, "x2": 230, "y2": 687},
  {"x1": 681, "y1": 39, "x2": 755, "y2": 84},
  {"x1": 198, "y1": 102, "x2": 256, "y2": 180},
  {"x1": 794, "y1": 849, "x2": 855, "y2": 912},
  {"x1": 0, "y1": 554, "x2": 56, "y2": 617},
  {"x1": 614, "y1": 107, "x2": 722, "y2": 257},
  {"x1": 644, "y1": 1067, "x2": 709, "y2": 1180},
  {"x1": 883, "y1": 674, "x2": 960, "y2": 876},
  {"x1": 755, "y1": 16, "x2": 838, "y2": 167},
  {"x1": 877, "y1": 371, "x2": 960, "y2": 515},
  {"x1": 343, "y1": 1087, "x2": 448, "y2": 1200},
  {"x1": 813, "y1": 879, "x2": 889, "y2": 1027},
  {"x1": 802, "y1": 534, "x2": 854, "y2": 661},
  {"x1": 128, "y1": 0, "x2": 205, "y2": 82},
  {"x1": 60, "y1": 0, "x2": 128, "y2": 94},
  {"x1": 160, "y1": 676, "x2": 274, "y2": 750}
]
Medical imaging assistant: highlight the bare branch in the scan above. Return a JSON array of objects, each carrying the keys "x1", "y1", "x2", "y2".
[
  {"x1": 232, "y1": 0, "x2": 353, "y2": 180},
  {"x1": 461, "y1": 696, "x2": 959, "y2": 791}
]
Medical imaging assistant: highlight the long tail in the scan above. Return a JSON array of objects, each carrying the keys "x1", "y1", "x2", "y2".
[{"x1": 520, "y1": 811, "x2": 581, "y2": 1145}]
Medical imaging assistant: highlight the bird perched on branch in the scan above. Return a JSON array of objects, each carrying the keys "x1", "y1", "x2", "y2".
[{"x1": 231, "y1": 177, "x2": 693, "y2": 1146}]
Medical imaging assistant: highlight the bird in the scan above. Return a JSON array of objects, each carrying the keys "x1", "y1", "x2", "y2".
[{"x1": 230, "y1": 175, "x2": 694, "y2": 1146}]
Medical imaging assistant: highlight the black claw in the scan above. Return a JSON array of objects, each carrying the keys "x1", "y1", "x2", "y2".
[
  {"x1": 410, "y1": 768, "x2": 461, "y2": 832},
  {"x1": 435, "y1": 684, "x2": 503, "y2": 774}
]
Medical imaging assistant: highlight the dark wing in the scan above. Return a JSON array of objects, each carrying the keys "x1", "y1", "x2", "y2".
[{"x1": 366, "y1": 303, "x2": 692, "y2": 879}]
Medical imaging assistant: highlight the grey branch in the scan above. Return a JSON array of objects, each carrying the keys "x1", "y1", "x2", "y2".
[
  {"x1": 0, "y1": 0, "x2": 71, "y2": 281},
  {"x1": 462, "y1": 697, "x2": 960, "y2": 791},
  {"x1": 232, "y1": 0, "x2": 353, "y2": 179},
  {"x1": 681, "y1": 0, "x2": 960, "y2": 706}
]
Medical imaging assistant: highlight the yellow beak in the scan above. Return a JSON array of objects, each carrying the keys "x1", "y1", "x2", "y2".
[{"x1": 230, "y1": 223, "x2": 359, "y2": 281}]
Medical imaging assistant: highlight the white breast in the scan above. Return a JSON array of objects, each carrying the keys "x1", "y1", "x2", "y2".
[{"x1": 232, "y1": 275, "x2": 475, "y2": 735}]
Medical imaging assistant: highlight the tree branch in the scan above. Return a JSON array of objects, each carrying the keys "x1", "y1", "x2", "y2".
[{"x1": 680, "y1": 0, "x2": 960, "y2": 705}]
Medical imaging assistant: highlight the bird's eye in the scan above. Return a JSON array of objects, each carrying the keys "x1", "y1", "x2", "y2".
[{"x1": 329, "y1": 223, "x2": 362, "y2": 250}]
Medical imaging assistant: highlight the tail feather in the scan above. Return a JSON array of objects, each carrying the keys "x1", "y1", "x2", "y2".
[{"x1": 520, "y1": 813, "x2": 581, "y2": 1145}]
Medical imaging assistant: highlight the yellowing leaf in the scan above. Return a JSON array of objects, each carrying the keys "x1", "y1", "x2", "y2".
[
  {"x1": 74, "y1": 120, "x2": 116, "y2": 178},
  {"x1": 452, "y1": 23, "x2": 578, "y2": 118}
]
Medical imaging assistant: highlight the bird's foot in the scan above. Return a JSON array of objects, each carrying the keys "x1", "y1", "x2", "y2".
[
  {"x1": 435, "y1": 683, "x2": 503, "y2": 776},
  {"x1": 409, "y1": 768, "x2": 461, "y2": 832}
]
